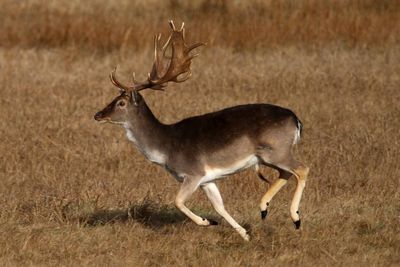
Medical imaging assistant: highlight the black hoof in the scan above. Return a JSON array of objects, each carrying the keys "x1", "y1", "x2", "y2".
[
  {"x1": 261, "y1": 210, "x2": 268, "y2": 220},
  {"x1": 294, "y1": 219, "x2": 301, "y2": 229},
  {"x1": 209, "y1": 219, "x2": 218, "y2": 225}
]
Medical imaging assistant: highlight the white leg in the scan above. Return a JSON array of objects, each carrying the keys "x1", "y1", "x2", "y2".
[
  {"x1": 175, "y1": 178, "x2": 215, "y2": 226},
  {"x1": 290, "y1": 166, "x2": 309, "y2": 228},
  {"x1": 290, "y1": 179, "x2": 305, "y2": 224},
  {"x1": 202, "y1": 182, "x2": 250, "y2": 241},
  {"x1": 259, "y1": 178, "x2": 288, "y2": 217}
]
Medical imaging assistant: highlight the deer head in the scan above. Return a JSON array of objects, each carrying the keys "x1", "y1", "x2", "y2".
[{"x1": 94, "y1": 21, "x2": 204, "y2": 124}]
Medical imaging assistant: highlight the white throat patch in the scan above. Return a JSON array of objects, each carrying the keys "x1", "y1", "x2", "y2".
[
  {"x1": 123, "y1": 123, "x2": 166, "y2": 165},
  {"x1": 123, "y1": 123, "x2": 139, "y2": 145}
]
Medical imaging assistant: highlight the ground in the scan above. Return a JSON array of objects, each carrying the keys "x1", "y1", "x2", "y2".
[{"x1": 0, "y1": 0, "x2": 399, "y2": 266}]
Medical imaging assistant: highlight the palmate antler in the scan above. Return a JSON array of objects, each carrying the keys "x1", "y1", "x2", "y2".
[{"x1": 110, "y1": 20, "x2": 205, "y2": 94}]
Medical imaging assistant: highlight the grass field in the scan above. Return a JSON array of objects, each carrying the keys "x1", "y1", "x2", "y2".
[{"x1": 0, "y1": 0, "x2": 399, "y2": 266}]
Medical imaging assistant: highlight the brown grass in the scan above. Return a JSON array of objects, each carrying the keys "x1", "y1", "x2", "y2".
[
  {"x1": 1, "y1": 0, "x2": 400, "y2": 51},
  {"x1": 0, "y1": 0, "x2": 399, "y2": 266}
]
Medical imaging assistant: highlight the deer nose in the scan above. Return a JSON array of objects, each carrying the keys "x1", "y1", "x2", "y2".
[{"x1": 94, "y1": 112, "x2": 102, "y2": 121}]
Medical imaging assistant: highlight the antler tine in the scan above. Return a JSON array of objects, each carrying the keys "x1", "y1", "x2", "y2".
[
  {"x1": 174, "y1": 70, "x2": 192, "y2": 83},
  {"x1": 169, "y1": 20, "x2": 176, "y2": 31},
  {"x1": 146, "y1": 21, "x2": 204, "y2": 86},
  {"x1": 109, "y1": 67, "x2": 134, "y2": 93},
  {"x1": 188, "y1": 53, "x2": 200, "y2": 61},
  {"x1": 109, "y1": 21, "x2": 204, "y2": 94},
  {"x1": 161, "y1": 34, "x2": 172, "y2": 52},
  {"x1": 187, "y1": 42, "x2": 206, "y2": 52},
  {"x1": 132, "y1": 72, "x2": 138, "y2": 84},
  {"x1": 153, "y1": 34, "x2": 162, "y2": 58}
]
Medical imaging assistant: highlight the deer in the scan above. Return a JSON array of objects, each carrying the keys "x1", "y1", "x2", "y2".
[{"x1": 94, "y1": 21, "x2": 309, "y2": 241}]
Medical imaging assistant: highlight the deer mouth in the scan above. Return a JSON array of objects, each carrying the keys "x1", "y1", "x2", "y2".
[{"x1": 94, "y1": 112, "x2": 110, "y2": 122}]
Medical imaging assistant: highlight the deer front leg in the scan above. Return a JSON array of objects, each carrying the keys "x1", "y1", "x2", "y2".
[
  {"x1": 175, "y1": 177, "x2": 218, "y2": 226},
  {"x1": 202, "y1": 182, "x2": 250, "y2": 241}
]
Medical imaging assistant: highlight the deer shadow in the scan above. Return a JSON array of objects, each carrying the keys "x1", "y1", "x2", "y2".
[{"x1": 77, "y1": 201, "x2": 189, "y2": 228}]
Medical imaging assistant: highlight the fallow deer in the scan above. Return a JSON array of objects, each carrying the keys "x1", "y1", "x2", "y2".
[{"x1": 94, "y1": 21, "x2": 309, "y2": 241}]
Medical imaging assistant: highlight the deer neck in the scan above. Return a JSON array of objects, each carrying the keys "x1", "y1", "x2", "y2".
[{"x1": 123, "y1": 98, "x2": 170, "y2": 165}]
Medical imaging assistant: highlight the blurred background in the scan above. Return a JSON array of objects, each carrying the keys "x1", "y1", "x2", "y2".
[
  {"x1": 1, "y1": 0, "x2": 399, "y2": 50},
  {"x1": 0, "y1": 0, "x2": 399, "y2": 265}
]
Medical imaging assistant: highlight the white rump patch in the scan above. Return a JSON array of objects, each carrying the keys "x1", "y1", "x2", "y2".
[
  {"x1": 200, "y1": 155, "x2": 258, "y2": 184},
  {"x1": 293, "y1": 122, "x2": 301, "y2": 145}
]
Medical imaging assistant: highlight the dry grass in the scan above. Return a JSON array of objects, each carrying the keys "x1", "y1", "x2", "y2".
[
  {"x1": 0, "y1": 0, "x2": 399, "y2": 266},
  {"x1": 1, "y1": 0, "x2": 400, "y2": 51}
]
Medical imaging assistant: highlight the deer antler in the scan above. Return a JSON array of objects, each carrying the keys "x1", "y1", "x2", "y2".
[{"x1": 110, "y1": 20, "x2": 205, "y2": 94}]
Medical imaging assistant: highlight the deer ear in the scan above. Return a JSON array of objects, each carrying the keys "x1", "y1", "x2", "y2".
[{"x1": 131, "y1": 91, "x2": 139, "y2": 106}]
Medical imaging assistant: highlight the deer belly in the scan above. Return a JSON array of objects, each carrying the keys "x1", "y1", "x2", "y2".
[{"x1": 200, "y1": 155, "x2": 258, "y2": 184}]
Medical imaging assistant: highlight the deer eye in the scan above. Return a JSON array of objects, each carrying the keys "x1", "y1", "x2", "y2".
[{"x1": 118, "y1": 101, "x2": 126, "y2": 107}]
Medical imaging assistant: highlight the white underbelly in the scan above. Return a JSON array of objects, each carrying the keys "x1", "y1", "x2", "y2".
[{"x1": 200, "y1": 155, "x2": 258, "y2": 184}]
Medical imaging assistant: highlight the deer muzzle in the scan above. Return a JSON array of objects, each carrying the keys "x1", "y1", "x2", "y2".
[{"x1": 94, "y1": 111, "x2": 107, "y2": 121}]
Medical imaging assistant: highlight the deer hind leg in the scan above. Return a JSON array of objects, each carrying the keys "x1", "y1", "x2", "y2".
[
  {"x1": 259, "y1": 169, "x2": 291, "y2": 219},
  {"x1": 257, "y1": 149, "x2": 309, "y2": 228},
  {"x1": 255, "y1": 163, "x2": 272, "y2": 183},
  {"x1": 201, "y1": 182, "x2": 250, "y2": 241},
  {"x1": 289, "y1": 163, "x2": 309, "y2": 229},
  {"x1": 266, "y1": 160, "x2": 309, "y2": 229},
  {"x1": 175, "y1": 177, "x2": 218, "y2": 226}
]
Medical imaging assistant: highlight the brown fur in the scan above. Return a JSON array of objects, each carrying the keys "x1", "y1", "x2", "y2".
[{"x1": 95, "y1": 92, "x2": 302, "y2": 178}]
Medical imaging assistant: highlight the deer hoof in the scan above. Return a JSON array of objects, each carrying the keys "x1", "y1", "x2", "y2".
[
  {"x1": 294, "y1": 219, "x2": 301, "y2": 229},
  {"x1": 261, "y1": 209, "x2": 268, "y2": 220}
]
